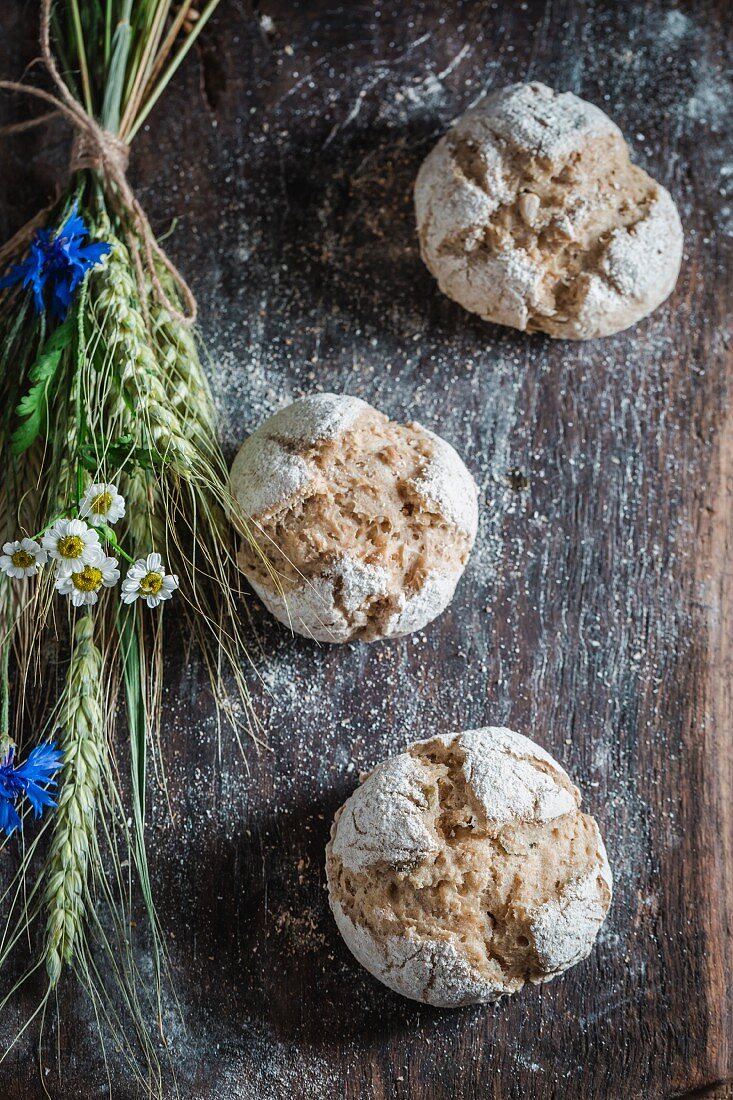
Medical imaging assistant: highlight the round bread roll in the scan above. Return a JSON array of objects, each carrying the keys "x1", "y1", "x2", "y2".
[
  {"x1": 414, "y1": 81, "x2": 683, "y2": 339},
  {"x1": 326, "y1": 727, "x2": 612, "y2": 1007},
  {"x1": 230, "y1": 393, "x2": 478, "y2": 643}
]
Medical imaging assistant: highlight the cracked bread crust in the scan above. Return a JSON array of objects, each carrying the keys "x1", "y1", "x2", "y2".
[
  {"x1": 414, "y1": 81, "x2": 683, "y2": 339},
  {"x1": 326, "y1": 727, "x2": 612, "y2": 1007},
  {"x1": 230, "y1": 393, "x2": 478, "y2": 643}
]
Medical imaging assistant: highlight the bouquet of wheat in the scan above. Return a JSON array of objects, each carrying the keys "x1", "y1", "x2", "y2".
[{"x1": 0, "y1": 1, "x2": 258, "y2": 1089}]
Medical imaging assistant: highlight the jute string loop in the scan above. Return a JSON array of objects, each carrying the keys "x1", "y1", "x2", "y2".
[{"x1": 0, "y1": 0, "x2": 197, "y2": 326}]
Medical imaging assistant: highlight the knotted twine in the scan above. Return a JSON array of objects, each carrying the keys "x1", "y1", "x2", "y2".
[{"x1": 0, "y1": 0, "x2": 197, "y2": 326}]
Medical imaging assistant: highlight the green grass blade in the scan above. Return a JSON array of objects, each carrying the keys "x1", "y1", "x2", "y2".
[
  {"x1": 117, "y1": 605, "x2": 162, "y2": 993},
  {"x1": 100, "y1": 0, "x2": 134, "y2": 133},
  {"x1": 126, "y1": 0, "x2": 223, "y2": 141}
]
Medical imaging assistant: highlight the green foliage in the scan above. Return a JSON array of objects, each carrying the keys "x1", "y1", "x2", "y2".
[
  {"x1": 10, "y1": 312, "x2": 75, "y2": 455},
  {"x1": 78, "y1": 432, "x2": 157, "y2": 473}
]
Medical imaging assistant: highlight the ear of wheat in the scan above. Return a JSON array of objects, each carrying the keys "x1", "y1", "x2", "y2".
[{"x1": 43, "y1": 615, "x2": 105, "y2": 987}]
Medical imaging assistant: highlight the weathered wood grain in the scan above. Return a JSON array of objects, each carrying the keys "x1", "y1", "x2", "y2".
[{"x1": 1, "y1": 1, "x2": 732, "y2": 1097}]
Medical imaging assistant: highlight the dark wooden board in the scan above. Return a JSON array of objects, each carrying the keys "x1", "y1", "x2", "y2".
[{"x1": 1, "y1": 1, "x2": 732, "y2": 1097}]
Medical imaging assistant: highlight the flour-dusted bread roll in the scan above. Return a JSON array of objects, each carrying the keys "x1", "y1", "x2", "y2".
[
  {"x1": 326, "y1": 727, "x2": 612, "y2": 1007},
  {"x1": 414, "y1": 81, "x2": 683, "y2": 339},
  {"x1": 230, "y1": 394, "x2": 478, "y2": 643}
]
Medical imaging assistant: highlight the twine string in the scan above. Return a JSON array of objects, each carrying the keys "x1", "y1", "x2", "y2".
[{"x1": 0, "y1": 0, "x2": 197, "y2": 326}]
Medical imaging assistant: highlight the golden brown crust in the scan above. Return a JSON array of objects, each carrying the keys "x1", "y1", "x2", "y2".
[{"x1": 326, "y1": 728, "x2": 612, "y2": 1005}]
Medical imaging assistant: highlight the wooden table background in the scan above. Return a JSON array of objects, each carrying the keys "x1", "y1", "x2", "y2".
[{"x1": 1, "y1": 1, "x2": 732, "y2": 1097}]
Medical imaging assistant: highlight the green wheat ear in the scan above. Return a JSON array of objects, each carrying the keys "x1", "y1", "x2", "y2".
[
  {"x1": 92, "y1": 235, "x2": 201, "y2": 474},
  {"x1": 43, "y1": 614, "x2": 104, "y2": 986}
]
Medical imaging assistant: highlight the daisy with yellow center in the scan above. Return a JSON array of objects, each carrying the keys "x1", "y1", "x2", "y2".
[
  {"x1": 42, "y1": 518, "x2": 101, "y2": 575},
  {"x1": 79, "y1": 482, "x2": 126, "y2": 528},
  {"x1": 55, "y1": 554, "x2": 120, "y2": 607},
  {"x1": 121, "y1": 553, "x2": 179, "y2": 609},
  {"x1": 0, "y1": 538, "x2": 48, "y2": 579}
]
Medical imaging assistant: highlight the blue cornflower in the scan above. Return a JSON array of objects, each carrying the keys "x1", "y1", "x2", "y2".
[
  {"x1": 0, "y1": 202, "x2": 110, "y2": 319},
  {"x1": 0, "y1": 741, "x2": 64, "y2": 837}
]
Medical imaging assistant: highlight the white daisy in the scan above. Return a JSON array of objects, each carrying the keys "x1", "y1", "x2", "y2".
[
  {"x1": 79, "y1": 482, "x2": 126, "y2": 528},
  {"x1": 42, "y1": 518, "x2": 101, "y2": 576},
  {"x1": 0, "y1": 538, "x2": 48, "y2": 579},
  {"x1": 121, "y1": 553, "x2": 179, "y2": 608},
  {"x1": 55, "y1": 553, "x2": 120, "y2": 607}
]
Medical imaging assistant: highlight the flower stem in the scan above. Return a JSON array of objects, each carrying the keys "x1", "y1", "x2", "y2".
[
  {"x1": 30, "y1": 509, "x2": 75, "y2": 541},
  {"x1": 99, "y1": 525, "x2": 135, "y2": 564},
  {"x1": 0, "y1": 580, "x2": 10, "y2": 754}
]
